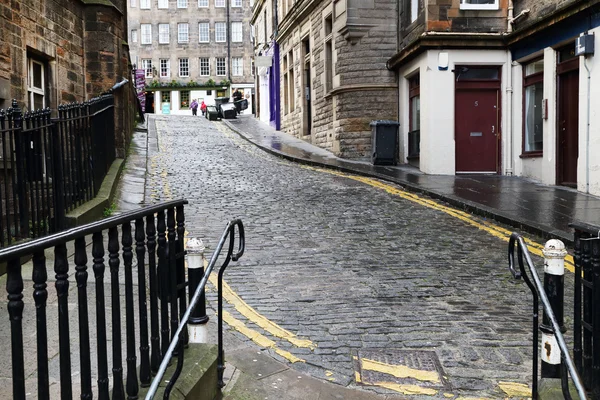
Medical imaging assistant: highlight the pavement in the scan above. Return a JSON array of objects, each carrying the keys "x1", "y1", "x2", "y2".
[
  {"x1": 222, "y1": 116, "x2": 600, "y2": 246},
  {"x1": 112, "y1": 113, "x2": 599, "y2": 399}
]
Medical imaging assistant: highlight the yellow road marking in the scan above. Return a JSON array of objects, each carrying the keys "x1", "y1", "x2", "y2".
[
  {"x1": 360, "y1": 358, "x2": 440, "y2": 383},
  {"x1": 498, "y1": 381, "x2": 532, "y2": 397},
  {"x1": 374, "y1": 382, "x2": 438, "y2": 396},
  {"x1": 220, "y1": 309, "x2": 305, "y2": 363},
  {"x1": 208, "y1": 272, "x2": 316, "y2": 349}
]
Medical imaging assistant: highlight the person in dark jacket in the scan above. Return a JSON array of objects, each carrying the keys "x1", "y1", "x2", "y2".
[
  {"x1": 232, "y1": 88, "x2": 243, "y2": 102},
  {"x1": 190, "y1": 99, "x2": 199, "y2": 116}
]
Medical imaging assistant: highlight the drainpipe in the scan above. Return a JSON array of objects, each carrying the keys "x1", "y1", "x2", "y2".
[
  {"x1": 227, "y1": 0, "x2": 231, "y2": 85},
  {"x1": 507, "y1": 0, "x2": 514, "y2": 33},
  {"x1": 506, "y1": 52, "x2": 514, "y2": 176},
  {"x1": 584, "y1": 57, "x2": 591, "y2": 193}
]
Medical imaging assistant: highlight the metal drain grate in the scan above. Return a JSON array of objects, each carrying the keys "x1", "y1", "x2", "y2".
[{"x1": 355, "y1": 349, "x2": 449, "y2": 389}]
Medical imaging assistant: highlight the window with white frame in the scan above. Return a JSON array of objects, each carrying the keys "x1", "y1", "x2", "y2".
[
  {"x1": 459, "y1": 0, "x2": 499, "y2": 10},
  {"x1": 215, "y1": 0, "x2": 225, "y2": 7},
  {"x1": 232, "y1": 57, "x2": 243, "y2": 76},
  {"x1": 160, "y1": 59, "x2": 170, "y2": 78},
  {"x1": 140, "y1": 0, "x2": 150, "y2": 8},
  {"x1": 216, "y1": 58, "x2": 226, "y2": 76},
  {"x1": 411, "y1": 0, "x2": 418, "y2": 22},
  {"x1": 142, "y1": 59, "x2": 153, "y2": 78},
  {"x1": 231, "y1": 0, "x2": 242, "y2": 7},
  {"x1": 177, "y1": 0, "x2": 188, "y2": 8},
  {"x1": 159, "y1": 24, "x2": 170, "y2": 44},
  {"x1": 523, "y1": 59, "x2": 544, "y2": 153},
  {"x1": 179, "y1": 58, "x2": 189, "y2": 77},
  {"x1": 28, "y1": 58, "x2": 46, "y2": 110},
  {"x1": 215, "y1": 22, "x2": 226, "y2": 42},
  {"x1": 130, "y1": 0, "x2": 137, "y2": 7},
  {"x1": 199, "y1": 22, "x2": 210, "y2": 42},
  {"x1": 178, "y1": 23, "x2": 189, "y2": 43},
  {"x1": 198, "y1": 0, "x2": 208, "y2": 6},
  {"x1": 141, "y1": 24, "x2": 152, "y2": 44},
  {"x1": 131, "y1": 29, "x2": 138, "y2": 43},
  {"x1": 231, "y1": 22, "x2": 242, "y2": 42},
  {"x1": 158, "y1": 0, "x2": 168, "y2": 8},
  {"x1": 200, "y1": 58, "x2": 210, "y2": 76}
]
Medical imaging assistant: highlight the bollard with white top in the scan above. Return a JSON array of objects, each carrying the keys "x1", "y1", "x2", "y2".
[
  {"x1": 187, "y1": 238, "x2": 209, "y2": 343},
  {"x1": 540, "y1": 239, "x2": 567, "y2": 379}
]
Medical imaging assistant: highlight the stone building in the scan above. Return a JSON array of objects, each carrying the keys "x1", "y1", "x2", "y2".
[
  {"x1": 388, "y1": 0, "x2": 600, "y2": 196},
  {"x1": 128, "y1": 0, "x2": 256, "y2": 115},
  {"x1": 0, "y1": 0, "x2": 134, "y2": 156},
  {"x1": 252, "y1": 0, "x2": 398, "y2": 159}
]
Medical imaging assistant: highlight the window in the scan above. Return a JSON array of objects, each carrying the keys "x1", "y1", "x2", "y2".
[
  {"x1": 216, "y1": 57, "x2": 226, "y2": 76},
  {"x1": 141, "y1": 24, "x2": 152, "y2": 44},
  {"x1": 159, "y1": 24, "x2": 170, "y2": 44},
  {"x1": 232, "y1": 0, "x2": 242, "y2": 7},
  {"x1": 199, "y1": 22, "x2": 210, "y2": 42},
  {"x1": 177, "y1": 0, "x2": 188, "y2": 8},
  {"x1": 215, "y1": 22, "x2": 226, "y2": 42},
  {"x1": 179, "y1": 58, "x2": 189, "y2": 77},
  {"x1": 232, "y1": 57, "x2": 243, "y2": 76},
  {"x1": 142, "y1": 59, "x2": 153, "y2": 78},
  {"x1": 287, "y1": 50, "x2": 295, "y2": 112},
  {"x1": 130, "y1": 0, "x2": 137, "y2": 7},
  {"x1": 251, "y1": 59, "x2": 255, "y2": 76},
  {"x1": 131, "y1": 29, "x2": 138, "y2": 43},
  {"x1": 180, "y1": 90, "x2": 190, "y2": 108},
  {"x1": 158, "y1": 0, "x2": 168, "y2": 8},
  {"x1": 459, "y1": 0, "x2": 499, "y2": 10},
  {"x1": 408, "y1": 74, "x2": 420, "y2": 158},
  {"x1": 178, "y1": 23, "x2": 189, "y2": 43},
  {"x1": 216, "y1": 0, "x2": 225, "y2": 7},
  {"x1": 283, "y1": 55, "x2": 289, "y2": 115},
  {"x1": 411, "y1": 0, "x2": 418, "y2": 22},
  {"x1": 140, "y1": 0, "x2": 150, "y2": 8},
  {"x1": 231, "y1": 22, "x2": 243, "y2": 42},
  {"x1": 198, "y1": 0, "x2": 208, "y2": 7},
  {"x1": 160, "y1": 59, "x2": 170, "y2": 78},
  {"x1": 324, "y1": 14, "x2": 333, "y2": 93},
  {"x1": 28, "y1": 58, "x2": 45, "y2": 110},
  {"x1": 523, "y1": 59, "x2": 544, "y2": 153},
  {"x1": 200, "y1": 57, "x2": 210, "y2": 76}
]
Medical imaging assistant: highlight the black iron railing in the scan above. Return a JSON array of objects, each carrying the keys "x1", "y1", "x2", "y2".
[
  {"x1": 571, "y1": 222, "x2": 600, "y2": 398},
  {"x1": 2, "y1": 199, "x2": 188, "y2": 400},
  {"x1": 146, "y1": 219, "x2": 245, "y2": 399},
  {"x1": 508, "y1": 233, "x2": 587, "y2": 400},
  {"x1": 0, "y1": 95, "x2": 116, "y2": 247}
]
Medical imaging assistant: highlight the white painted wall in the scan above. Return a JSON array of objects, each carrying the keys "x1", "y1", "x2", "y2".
[
  {"x1": 258, "y1": 71, "x2": 270, "y2": 123},
  {"x1": 578, "y1": 26, "x2": 600, "y2": 196}
]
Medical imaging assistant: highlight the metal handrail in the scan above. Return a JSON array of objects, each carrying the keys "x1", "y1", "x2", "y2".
[
  {"x1": 146, "y1": 218, "x2": 245, "y2": 400},
  {"x1": 508, "y1": 233, "x2": 587, "y2": 400}
]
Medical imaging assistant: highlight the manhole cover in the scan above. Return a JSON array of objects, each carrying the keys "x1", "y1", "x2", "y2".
[{"x1": 355, "y1": 349, "x2": 449, "y2": 390}]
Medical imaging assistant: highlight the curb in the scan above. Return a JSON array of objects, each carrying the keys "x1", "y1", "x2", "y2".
[{"x1": 222, "y1": 119, "x2": 572, "y2": 246}]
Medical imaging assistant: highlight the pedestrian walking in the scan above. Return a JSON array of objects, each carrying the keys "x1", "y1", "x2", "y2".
[
  {"x1": 200, "y1": 101, "x2": 207, "y2": 116},
  {"x1": 191, "y1": 99, "x2": 199, "y2": 116}
]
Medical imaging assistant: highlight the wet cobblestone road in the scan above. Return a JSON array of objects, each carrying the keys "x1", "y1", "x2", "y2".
[{"x1": 143, "y1": 115, "x2": 563, "y2": 398}]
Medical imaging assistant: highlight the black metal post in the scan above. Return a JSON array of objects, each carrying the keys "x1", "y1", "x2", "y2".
[
  {"x1": 74, "y1": 237, "x2": 93, "y2": 399},
  {"x1": 583, "y1": 237, "x2": 593, "y2": 388},
  {"x1": 54, "y1": 243, "x2": 73, "y2": 400},
  {"x1": 540, "y1": 240, "x2": 567, "y2": 379},
  {"x1": 157, "y1": 210, "x2": 170, "y2": 356},
  {"x1": 573, "y1": 230, "x2": 583, "y2": 376},
  {"x1": 122, "y1": 222, "x2": 139, "y2": 399},
  {"x1": 176, "y1": 205, "x2": 188, "y2": 345},
  {"x1": 147, "y1": 213, "x2": 161, "y2": 373},
  {"x1": 92, "y1": 231, "x2": 110, "y2": 400},
  {"x1": 167, "y1": 208, "x2": 179, "y2": 348},
  {"x1": 136, "y1": 218, "x2": 151, "y2": 387},
  {"x1": 7, "y1": 258, "x2": 25, "y2": 400},
  {"x1": 591, "y1": 238, "x2": 600, "y2": 398},
  {"x1": 32, "y1": 251, "x2": 49, "y2": 400},
  {"x1": 108, "y1": 226, "x2": 125, "y2": 399},
  {"x1": 12, "y1": 100, "x2": 29, "y2": 239},
  {"x1": 51, "y1": 119, "x2": 66, "y2": 232}
]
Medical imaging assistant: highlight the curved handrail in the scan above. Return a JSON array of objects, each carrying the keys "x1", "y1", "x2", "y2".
[
  {"x1": 508, "y1": 233, "x2": 587, "y2": 400},
  {"x1": 146, "y1": 219, "x2": 245, "y2": 400}
]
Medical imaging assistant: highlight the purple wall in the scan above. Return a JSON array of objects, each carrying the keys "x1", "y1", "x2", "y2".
[{"x1": 266, "y1": 42, "x2": 281, "y2": 130}]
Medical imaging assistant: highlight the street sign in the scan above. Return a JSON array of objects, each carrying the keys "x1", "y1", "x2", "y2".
[{"x1": 255, "y1": 56, "x2": 272, "y2": 67}]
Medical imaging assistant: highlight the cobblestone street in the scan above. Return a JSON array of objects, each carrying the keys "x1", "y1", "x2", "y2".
[{"x1": 144, "y1": 114, "x2": 555, "y2": 398}]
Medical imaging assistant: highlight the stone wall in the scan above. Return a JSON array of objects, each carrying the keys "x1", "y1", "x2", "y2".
[
  {"x1": 278, "y1": 0, "x2": 398, "y2": 159},
  {"x1": 429, "y1": 0, "x2": 508, "y2": 33}
]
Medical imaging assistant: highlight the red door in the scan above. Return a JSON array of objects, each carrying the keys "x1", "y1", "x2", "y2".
[
  {"x1": 455, "y1": 89, "x2": 499, "y2": 173},
  {"x1": 557, "y1": 69, "x2": 579, "y2": 187}
]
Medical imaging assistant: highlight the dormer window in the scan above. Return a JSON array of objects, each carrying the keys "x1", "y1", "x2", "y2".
[{"x1": 460, "y1": 0, "x2": 499, "y2": 10}]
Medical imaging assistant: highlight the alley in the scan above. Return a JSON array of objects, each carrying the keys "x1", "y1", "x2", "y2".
[{"x1": 145, "y1": 114, "x2": 544, "y2": 398}]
